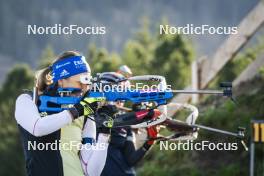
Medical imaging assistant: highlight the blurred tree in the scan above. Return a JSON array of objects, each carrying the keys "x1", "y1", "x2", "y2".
[
  {"x1": 0, "y1": 64, "x2": 34, "y2": 102},
  {"x1": 38, "y1": 45, "x2": 55, "y2": 69},
  {"x1": 122, "y1": 17, "x2": 155, "y2": 75},
  {"x1": 0, "y1": 64, "x2": 34, "y2": 176},
  {"x1": 85, "y1": 18, "x2": 194, "y2": 89},
  {"x1": 152, "y1": 32, "x2": 194, "y2": 88},
  {"x1": 86, "y1": 44, "x2": 121, "y2": 75},
  {"x1": 123, "y1": 18, "x2": 194, "y2": 88}
]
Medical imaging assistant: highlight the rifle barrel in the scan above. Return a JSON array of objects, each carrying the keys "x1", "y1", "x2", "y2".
[
  {"x1": 171, "y1": 90, "x2": 223, "y2": 95},
  {"x1": 193, "y1": 124, "x2": 242, "y2": 138}
]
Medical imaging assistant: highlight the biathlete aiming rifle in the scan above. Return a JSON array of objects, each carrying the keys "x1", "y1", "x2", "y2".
[{"x1": 37, "y1": 74, "x2": 246, "y2": 148}]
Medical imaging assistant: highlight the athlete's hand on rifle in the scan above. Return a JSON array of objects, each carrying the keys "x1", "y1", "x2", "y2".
[
  {"x1": 69, "y1": 95, "x2": 106, "y2": 119},
  {"x1": 98, "y1": 104, "x2": 118, "y2": 118},
  {"x1": 96, "y1": 105, "x2": 118, "y2": 134},
  {"x1": 146, "y1": 125, "x2": 160, "y2": 145},
  {"x1": 146, "y1": 109, "x2": 161, "y2": 145}
]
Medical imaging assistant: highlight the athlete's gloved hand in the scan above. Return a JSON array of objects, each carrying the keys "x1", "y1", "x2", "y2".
[
  {"x1": 142, "y1": 109, "x2": 161, "y2": 150},
  {"x1": 98, "y1": 104, "x2": 118, "y2": 118},
  {"x1": 96, "y1": 105, "x2": 118, "y2": 134},
  {"x1": 69, "y1": 97, "x2": 106, "y2": 119},
  {"x1": 146, "y1": 126, "x2": 159, "y2": 145}
]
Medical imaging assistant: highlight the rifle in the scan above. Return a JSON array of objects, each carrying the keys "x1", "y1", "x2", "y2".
[{"x1": 38, "y1": 75, "x2": 235, "y2": 123}]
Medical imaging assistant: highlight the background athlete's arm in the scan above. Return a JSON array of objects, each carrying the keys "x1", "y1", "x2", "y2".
[{"x1": 122, "y1": 128, "x2": 153, "y2": 166}]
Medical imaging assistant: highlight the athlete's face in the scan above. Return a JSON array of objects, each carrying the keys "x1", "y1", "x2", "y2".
[{"x1": 58, "y1": 72, "x2": 92, "y2": 96}]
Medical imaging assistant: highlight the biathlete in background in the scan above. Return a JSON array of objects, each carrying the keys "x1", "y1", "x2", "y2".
[{"x1": 98, "y1": 72, "x2": 160, "y2": 176}]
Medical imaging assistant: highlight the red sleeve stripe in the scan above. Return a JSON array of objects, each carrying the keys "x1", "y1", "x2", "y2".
[{"x1": 135, "y1": 110, "x2": 149, "y2": 120}]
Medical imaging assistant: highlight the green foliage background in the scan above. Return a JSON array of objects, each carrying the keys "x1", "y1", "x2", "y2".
[{"x1": 0, "y1": 20, "x2": 263, "y2": 176}]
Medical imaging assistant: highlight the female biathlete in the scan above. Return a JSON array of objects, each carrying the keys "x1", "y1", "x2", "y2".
[{"x1": 15, "y1": 51, "x2": 158, "y2": 176}]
